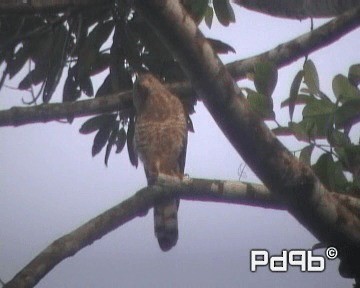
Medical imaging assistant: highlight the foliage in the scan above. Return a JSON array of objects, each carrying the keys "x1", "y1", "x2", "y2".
[
  {"x1": 274, "y1": 61, "x2": 360, "y2": 195},
  {"x1": 0, "y1": 0, "x2": 235, "y2": 165},
  {"x1": 240, "y1": 57, "x2": 359, "y2": 195},
  {"x1": 243, "y1": 61, "x2": 278, "y2": 120},
  {"x1": 0, "y1": 0, "x2": 358, "y2": 195}
]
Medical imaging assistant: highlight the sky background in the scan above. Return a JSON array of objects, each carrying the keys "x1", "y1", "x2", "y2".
[{"x1": 0, "y1": 4, "x2": 359, "y2": 288}]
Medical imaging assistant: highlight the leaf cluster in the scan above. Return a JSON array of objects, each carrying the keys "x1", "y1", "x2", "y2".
[
  {"x1": 275, "y1": 61, "x2": 360, "y2": 195},
  {"x1": 0, "y1": 1, "x2": 236, "y2": 164},
  {"x1": 3, "y1": 1, "x2": 358, "y2": 197},
  {"x1": 242, "y1": 58, "x2": 360, "y2": 195},
  {"x1": 244, "y1": 61, "x2": 278, "y2": 120}
]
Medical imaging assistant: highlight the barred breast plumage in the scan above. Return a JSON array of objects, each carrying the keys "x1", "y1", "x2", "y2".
[{"x1": 133, "y1": 73, "x2": 188, "y2": 251}]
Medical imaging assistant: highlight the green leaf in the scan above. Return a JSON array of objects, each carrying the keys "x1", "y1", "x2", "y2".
[
  {"x1": 7, "y1": 46, "x2": 30, "y2": 78},
  {"x1": 247, "y1": 89, "x2": 275, "y2": 120},
  {"x1": 302, "y1": 98, "x2": 335, "y2": 138},
  {"x1": 334, "y1": 98, "x2": 360, "y2": 129},
  {"x1": 18, "y1": 68, "x2": 46, "y2": 90},
  {"x1": 63, "y1": 70, "x2": 80, "y2": 102},
  {"x1": 335, "y1": 147, "x2": 351, "y2": 171},
  {"x1": 303, "y1": 60, "x2": 320, "y2": 95},
  {"x1": 115, "y1": 128, "x2": 127, "y2": 154},
  {"x1": 312, "y1": 153, "x2": 348, "y2": 192},
  {"x1": 87, "y1": 21, "x2": 114, "y2": 50},
  {"x1": 303, "y1": 98, "x2": 335, "y2": 118},
  {"x1": 29, "y1": 33, "x2": 54, "y2": 67},
  {"x1": 254, "y1": 61, "x2": 278, "y2": 98},
  {"x1": 121, "y1": 29, "x2": 143, "y2": 71},
  {"x1": 130, "y1": 21, "x2": 170, "y2": 63},
  {"x1": 19, "y1": 17, "x2": 45, "y2": 36},
  {"x1": 79, "y1": 114, "x2": 117, "y2": 134},
  {"x1": 105, "y1": 127, "x2": 119, "y2": 166},
  {"x1": 92, "y1": 126, "x2": 112, "y2": 157},
  {"x1": 96, "y1": 74, "x2": 113, "y2": 97},
  {"x1": 183, "y1": 0, "x2": 209, "y2": 23},
  {"x1": 77, "y1": 49, "x2": 98, "y2": 83},
  {"x1": 204, "y1": 5, "x2": 214, "y2": 28},
  {"x1": 127, "y1": 116, "x2": 138, "y2": 167},
  {"x1": 187, "y1": 116, "x2": 195, "y2": 133},
  {"x1": 90, "y1": 53, "x2": 110, "y2": 76},
  {"x1": 327, "y1": 129, "x2": 350, "y2": 148},
  {"x1": 117, "y1": 67, "x2": 133, "y2": 90},
  {"x1": 206, "y1": 38, "x2": 235, "y2": 54},
  {"x1": 348, "y1": 64, "x2": 360, "y2": 86},
  {"x1": 337, "y1": 145, "x2": 360, "y2": 174},
  {"x1": 213, "y1": 0, "x2": 235, "y2": 26},
  {"x1": 299, "y1": 144, "x2": 314, "y2": 165},
  {"x1": 43, "y1": 25, "x2": 68, "y2": 103},
  {"x1": 80, "y1": 77, "x2": 94, "y2": 97},
  {"x1": 288, "y1": 70, "x2": 304, "y2": 121},
  {"x1": 76, "y1": 21, "x2": 114, "y2": 82},
  {"x1": 289, "y1": 121, "x2": 313, "y2": 142},
  {"x1": 289, "y1": 116, "x2": 332, "y2": 142},
  {"x1": 332, "y1": 74, "x2": 360, "y2": 102},
  {"x1": 281, "y1": 94, "x2": 311, "y2": 108}
]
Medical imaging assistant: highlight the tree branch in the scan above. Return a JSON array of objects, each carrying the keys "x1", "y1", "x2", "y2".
[
  {"x1": 3, "y1": 176, "x2": 284, "y2": 288},
  {"x1": 133, "y1": 0, "x2": 360, "y2": 278},
  {"x1": 1, "y1": 7, "x2": 358, "y2": 127},
  {"x1": 234, "y1": 0, "x2": 359, "y2": 19},
  {"x1": 3, "y1": 186, "x2": 151, "y2": 288},
  {"x1": 0, "y1": 82, "x2": 193, "y2": 127},
  {"x1": 0, "y1": 0, "x2": 112, "y2": 14},
  {"x1": 5, "y1": 174, "x2": 360, "y2": 287},
  {"x1": 1, "y1": 0, "x2": 357, "y2": 18},
  {"x1": 0, "y1": 91, "x2": 132, "y2": 126},
  {"x1": 227, "y1": 6, "x2": 360, "y2": 80}
]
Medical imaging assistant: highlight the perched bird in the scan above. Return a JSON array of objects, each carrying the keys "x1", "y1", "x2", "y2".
[{"x1": 133, "y1": 73, "x2": 188, "y2": 251}]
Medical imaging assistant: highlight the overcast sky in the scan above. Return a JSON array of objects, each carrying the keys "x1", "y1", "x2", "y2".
[{"x1": 0, "y1": 5, "x2": 359, "y2": 288}]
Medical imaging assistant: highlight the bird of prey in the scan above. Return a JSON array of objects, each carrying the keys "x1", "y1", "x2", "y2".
[{"x1": 133, "y1": 73, "x2": 188, "y2": 251}]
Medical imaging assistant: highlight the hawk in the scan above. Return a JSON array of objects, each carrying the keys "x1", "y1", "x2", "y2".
[{"x1": 133, "y1": 73, "x2": 188, "y2": 251}]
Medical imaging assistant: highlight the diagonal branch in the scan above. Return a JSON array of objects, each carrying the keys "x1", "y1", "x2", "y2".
[
  {"x1": 3, "y1": 186, "x2": 152, "y2": 288},
  {"x1": 3, "y1": 177, "x2": 284, "y2": 288},
  {"x1": 0, "y1": 0, "x2": 112, "y2": 14},
  {"x1": 1, "y1": 7, "x2": 358, "y2": 127},
  {"x1": 133, "y1": 0, "x2": 360, "y2": 278},
  {"x1": 227, "y1": 6, "x2": 360, "y2": 80},
  {"x1": 234, "y1": 0, "x2": 359, "y2": 19},
  {"x1": 6, "y1": 174, "x2": 360, "y2": 288}
]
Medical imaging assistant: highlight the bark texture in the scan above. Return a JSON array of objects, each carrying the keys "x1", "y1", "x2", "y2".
[{"x1": 133, "y1": 0, "x2": 360, "y2": 279}]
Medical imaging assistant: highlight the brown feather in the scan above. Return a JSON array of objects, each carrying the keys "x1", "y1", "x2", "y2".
[{"x1": 133, "y1": 73, "x2": 187, "y2": 251}]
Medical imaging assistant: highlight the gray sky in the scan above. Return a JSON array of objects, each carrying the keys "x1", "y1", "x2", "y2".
[{"x1": 0, "y1": 5, "x2": 359, "y2": 288}]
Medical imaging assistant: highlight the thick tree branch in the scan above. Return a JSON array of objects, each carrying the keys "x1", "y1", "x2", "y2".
[
  {"x1": 3, "y1": 177, "x2": 284, "y2": 288},
  {"x1": 234, "y1": 0, "x2": 359, "y2": 19},
  {"x1": 1, "y1": 0, "x2": 357, "y2": 18},
  {"x1": 6, "y1": 174, "x2": 360, "y2": 287},
  {"x1": 133, "y1": 0, "x2": 360, "y2": 278},
  {"x1": 0, "y1": 0, "x2": 112, "y2": 14},
  {"x1": 1, "y1": 7, "x2": 358, "y2": 127}
]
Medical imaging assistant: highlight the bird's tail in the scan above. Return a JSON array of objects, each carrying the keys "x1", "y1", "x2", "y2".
[{"x1": 154, "y1": 198, "x2": 179, "y2": 252}]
